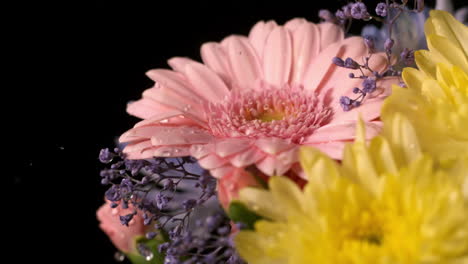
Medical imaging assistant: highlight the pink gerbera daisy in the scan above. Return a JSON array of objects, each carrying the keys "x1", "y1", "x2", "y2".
[{"x1": 119, "y1": 18, "x2": 396, "y2": 179}]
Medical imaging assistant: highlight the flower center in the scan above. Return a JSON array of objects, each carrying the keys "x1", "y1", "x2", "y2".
[
  {"x1": 206, "y1": 84, "x2": 332, "y2": 143},
  {"x1": 342, "y1": 210, "x2": 384, "y2": 246}
]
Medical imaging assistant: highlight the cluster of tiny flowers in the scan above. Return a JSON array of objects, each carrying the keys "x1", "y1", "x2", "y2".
[
  {"x1": 99, "y1": 148, "x2": 218, "y2": 259},
  {"x1": 158, "y1": 212, "x2": 246, "y2": 264},
  {"x1": 327, "y1": 0, "x2": 421, "y2": 111},
  {"x1": 335, "y1": 2, "x2": 371, "y2": 22}
]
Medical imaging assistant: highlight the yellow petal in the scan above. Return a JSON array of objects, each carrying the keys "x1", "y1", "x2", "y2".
[
  {"x1": 239, "y1": 187, "x2": 285, "y2": 221},
  {"x1": 382, "y1": 113, "x2": 421, "y2": 166},
  {"x1": 415, "y1": 50, "x2": 440, "y2": 77},
  {"x1": 235, "y1": 230, "x2": 284, "y2": 264},
  {"x1": 269, "y1": 176, "x2": 306, "y2": 216},
  {"x1": 300, "y1": 147, "x2": 340, "y2": 181},
  {"x1": 402, "y1": 67, "x2": 427, "y2": 92},
  {"x1": 368, "y1": 136, "x2": 398, "y2": 175},
  {"x1": 427, "y1": 34, "x2": 468, "y2": 74},
  {"x1": 425, "y1": 10, "x2": 468, "y2": 57}
]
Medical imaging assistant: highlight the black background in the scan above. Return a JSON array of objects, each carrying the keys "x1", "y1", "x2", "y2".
[{"x1": 10, "y1": 0, "x2": 457, "y2": 263}]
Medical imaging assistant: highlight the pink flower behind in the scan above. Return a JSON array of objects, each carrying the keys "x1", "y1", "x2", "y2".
[
  {"x1": 217, "y1": 168, "x2": 261, "y2": 209},
  {"x1": 119, "y1": 18, "x2": 396, "y2": 179},
  {"x1": 96, "y1": 200, "x2": 146, "y2": 253}
]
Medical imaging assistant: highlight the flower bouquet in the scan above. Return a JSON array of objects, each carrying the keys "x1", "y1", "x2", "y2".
[{"x1": 96, "y1": 0, "x2": 468, "y2": 263}]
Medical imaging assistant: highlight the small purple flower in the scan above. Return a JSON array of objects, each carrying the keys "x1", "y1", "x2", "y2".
[
  {"x1": 182, "y1": 199, "x2": 197, "y2": 211},
  {"x1": 344, "y1": 57, "x2": 360, "y2": 69},
  {"x1": 384, "y1": 38, "x2": 395, "y2": 52},
  {"x1": 362, "y1": 77, "x2": 377, "y2": 93},
  {"x1": 376, "y1": 3, "x2": 387, "y2": 17},
  {"x1": 335, "y1": 10, "x2": 346, "y2": 21},
  {"x1": 99, "y1": 148, "x2": 115, "y2": 164},
  {"x1": 119, "y1": 213, "x2": 134, "y2": 226},
  {"x1": 319, "y1": 9, "x2": 336, "y2": 23},
  {"x1": 105, "y1": 185, "x2": 122, "y2": 201},
  {"x1": 400, "y1": 48, "x2": 415, "y2": 65},
  {"x1": 343, "y1": 3, "x2": 353, "y2": 17},
  {"x1": 353, "y1": 87, "x2": 361, "y2": 94},
  {"x1": 364, "y1": 35, "x2": 375, "y2": 52},
  {"x1": 146, "y1": 231, "x2": 157, "y2": 239},
  {"x1": 332, "y1": 57, "x2": 345, "y2": 67},
  {"x1": 351, "y1": 2, "x2": 370, "y2": 20},
  {"x1": 162, "y1": 179, "x2": 175, "y2": 191},
  {"x1": 340, "y1": 96, "x2": 352, "y2": 111},
  {"x1": 156, "y1": 193, "x2": 171, "y2": 210}
]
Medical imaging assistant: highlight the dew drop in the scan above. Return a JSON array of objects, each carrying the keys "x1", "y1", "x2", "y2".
[
  {"x1": 114, "y1": 251, "x2": 125, "y2": 262},
  {"x1": 183, "y1": 105, "x2": 192, "y2": 112},
  {"x1": 145, "y1": 252, "x2": 154, "y2": 261},
  {"x1": 161, "y1": 150, "x2": 172, "y2": 157}
]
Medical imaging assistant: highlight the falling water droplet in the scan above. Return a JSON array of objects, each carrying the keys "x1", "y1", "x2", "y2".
[{"x1": 114, "y1": 251, "x2": 125, "y2": 262}]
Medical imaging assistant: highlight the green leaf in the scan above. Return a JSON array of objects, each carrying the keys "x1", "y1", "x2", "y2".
[
  {"x1": 126, "y1": 235, "x2": 166, "y2": 264},
  {"x1": 228, "y1": 200, "x2": 263, "y2": 230}
]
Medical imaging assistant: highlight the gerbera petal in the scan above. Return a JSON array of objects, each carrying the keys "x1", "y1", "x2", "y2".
[
  {"x1": 167, "y1": 57, "x2": 195, "y2": 73},
  {"x1": 149, "y1": 126, "x2": 213, "y2": 146},
  {"x1": 229, "y1": 147, "x2": 265, "y2": 167},
  {"x1": 126, "y1": 98, "x2": 174, "y2": 119},
  {"x1": 184, "y1": 61, "x2": 230, "y2": 103},
  {"x1": 198, "y1": 154, "x2": 229, "y2": 170},
  {"x1": 284, "y1": 18, "x2": 308, "y2": 32},
  {"x1": 152, "y1": 146, "x2": 191, "y2": 157},
  {"x1": 255, "y1": 137, "x2": 295, "y2": 155},
  {"x1": 141, "y1": 87, "x2": 206, "y2": 124},
  {"x1": 190, "y1": 144, "x2": 214, "y2": 160},
  {"x1": 145, "y1": 69, "x2": 205, "y2": 102},
  {"x1": 290, "y1": 22, "x2": 320, "y2": 84},
  {"x1": 225, "y1": 36, "x2": 263, "y2": 89},
  {"x1": 306, "y1": 141, "x2": 347, "y2": 160},
  {"x1": 210, "y1": 165, "x2": 236, "y2": 179},
  {"x1": 318, "y1": 22, "x2": 344, "y2": 51},
  {"x1": 215, "y1": 138, "x2": 253, "y2": 158},
  {"x1": 263, "y1": 27, "x2": 292, "y2": 87},
  {"x1": 304, "y1": 122, "x2": 381, "y2": 143},
  {"x1": 248, "y1": 20, "x2": 278, "y2": 59},
  {"x1": 302, "y1": 40, "x2": 343, "y2": 91},
  {"x1": 200, "y1": 42, "x2": 232, "y2": 83}
]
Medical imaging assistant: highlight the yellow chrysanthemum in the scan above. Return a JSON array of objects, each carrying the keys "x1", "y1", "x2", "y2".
[
  {"x1": 235, "y1": 116, "x2": 468, "y2": 264},
  {"x1": 382, "y1": 10, "x2": 468, "y2": 164}
]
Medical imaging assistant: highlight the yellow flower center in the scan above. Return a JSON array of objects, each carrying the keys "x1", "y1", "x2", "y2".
[{"x1": 341, "y1": 210, "x2": 385, "y2": 247}]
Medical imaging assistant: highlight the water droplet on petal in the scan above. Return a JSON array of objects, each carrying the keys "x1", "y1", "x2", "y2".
[
  {"x1": 183, "y1": 105, "x2": 192, "y2": 112},
  {"x1": 114, "y1": 251, "x2": 125, "y2": 262},
  {"x1": 161, "y1": 150, "x2": 172, "y2": 157}
]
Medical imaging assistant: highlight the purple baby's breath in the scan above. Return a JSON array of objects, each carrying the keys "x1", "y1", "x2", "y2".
[
  {"x1": 362, "y1": 77, "x2": 377, "y2": 94},
  {"x1": 331, "y1": 0, "x2": 427, "y2": 112},
  {"x1": 160, "y1": 212, "x2": 246, "y2": 264},
  {"x1": 98, "y1": 148, "x2": 220, "y2": 261},
  {"x1": 350, "y1": 2, "x2": 370, "y2": 20},
  {"x1": 376, "y1": 3, "x2": 388, "y2": 17},
  {"x1": 99, "y1": 148, "x2": 115, "y2": 164}
]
